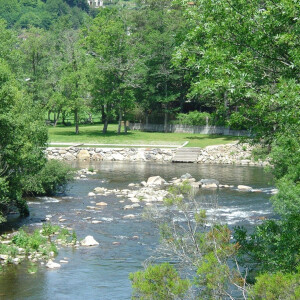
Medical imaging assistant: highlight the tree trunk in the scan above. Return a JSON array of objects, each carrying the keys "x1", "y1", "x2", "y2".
[
  {"x1": 75, "y1": 109, "x2": 79, "y2": 134},
  {"x1": 124, "y1": 111, "x2": 127, "y2": 134},
  {"x1": 54, "y1": 111, "x2": 61, "y2": 127},
  {"x1": 102, "y1": 105, "x2": 108, "y2": 134},
  {"x1": 62, "y1": 111, "x2": 67, "y2": 126},
  {"x1": 48, "y1": 111, "x2": 51, "y2": 121},
  {"x1": 224, "y1": 91, "x2": 229, "y2": 120},
  {"x1": 88, "y1": 113, "x2": 93, "y2": 124},
  {"x1": 145, "y1": 114, "x2": 149, "y2": 127},
  {"x1": 118, "y1": 109, "x2": 122, "y2": 134},
  {"x1": 164, "y1": 111, "x2": 168, "y2": 133}
]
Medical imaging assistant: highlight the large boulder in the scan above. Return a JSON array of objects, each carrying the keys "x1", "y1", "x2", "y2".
[
  {"x1": 80, "y1": 235, "x2": 99, "y2": 246},
  {"x1": 77, "y1": 150, "x2": 90, "y2": 160},
  {"x1": 146, "y1": 176, "x2": 166, "y2": 187}
]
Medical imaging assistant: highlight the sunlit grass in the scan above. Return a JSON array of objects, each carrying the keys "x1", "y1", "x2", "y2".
[{"x1": 48, "y1": 124, "x2": 238, "y2": 148}]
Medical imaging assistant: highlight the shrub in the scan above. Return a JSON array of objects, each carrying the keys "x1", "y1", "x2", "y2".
[
  {"x1": 173, "y1": 111, "x2": 211, "y2": 126},
  {"x1": 130, "y1": 263, "x2": 190, "y2": 300},
  {"x1": 234, "y1": 214, "x2": 300, "y2": 276},
  {"x1": 22, "y1": 160, "x2": 74, "y2": 196},
  {"x1": 248, "y1": 266, "x2": 300, "y2": 300}
]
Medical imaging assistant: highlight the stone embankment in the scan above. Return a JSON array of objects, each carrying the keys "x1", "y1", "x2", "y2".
[{"x1": 46, "y1": 143, "x2": 270, "y2": 166}]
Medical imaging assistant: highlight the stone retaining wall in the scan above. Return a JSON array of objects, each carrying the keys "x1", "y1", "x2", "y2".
[{"x1": 46, "y1": 143, "x2": 269, "y2": 166}]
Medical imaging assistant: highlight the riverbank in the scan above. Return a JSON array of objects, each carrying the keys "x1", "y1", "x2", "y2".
[{"x1": 46, "y1": 143, "x2": 270, "y2": 166}]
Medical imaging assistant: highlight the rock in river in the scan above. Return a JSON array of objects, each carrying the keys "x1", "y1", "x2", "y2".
[
  {"x1": 46, "y1": 260, "x2": 61, "y2": 269},
  {"x1": 237, "y1": 185, "x2": 252, "y2": 191},
  {"x1": 200, "y1": 179, "x2": 219, "y2": 188},
  {"x1": 81, "y1": 236, "x2": 99, "y2": 246},
  {"x1": 146, "y1": 176, "x2": 166, "y2": 187}
]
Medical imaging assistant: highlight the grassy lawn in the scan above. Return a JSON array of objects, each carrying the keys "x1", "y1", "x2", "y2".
[{"x1": 48, "y1": 124, "x2": 238, "y2": 148}]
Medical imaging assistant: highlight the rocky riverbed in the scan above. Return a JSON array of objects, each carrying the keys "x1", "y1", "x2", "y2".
[
  {"x1": 46, "y1": 143, "x2": 270, "y2": 166},
  {"x1": 0, "y1": 162, "x2": 274, "y2": 299},
  {"x1": 81, "y1": 171, "x2": 278, "y2": 214}
]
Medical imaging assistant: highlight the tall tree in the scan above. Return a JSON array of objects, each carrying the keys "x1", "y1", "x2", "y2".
[
  {"x1": 130, "y1": 0, "x2": 187, "y2": 131},
  {"x1": 59, "y1": 29, "x2": 89, "y2": 134},
  {"x1": 86, "y1": 8, "x2": 136, "y2": 134},
  {"x1": 0, "y1": 59, "x2": 47, "y2": 221},
  {"x1": 173, "y1": 0, "x2": 300, "y2": 132}
]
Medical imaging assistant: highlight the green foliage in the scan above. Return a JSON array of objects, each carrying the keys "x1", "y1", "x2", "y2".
[
  {"x1": 163, "y1": 181, "x2": 191, "y2": 206},
  {"x1": 271, "y1": 178, "x2": 300, "y2": 216},
  {"x1": 22, "y1": 160, "x2": 74, "y2": 196},
  {"x1": 0, "y1": 178, "x2": 10, "y2": 223},
  {"x1": 234, "y1": 214, "x2": 300, "y2": 276},
  {"x1": 248, "y1": 266, "x2": 300, "y2": 300},
  {"x1": 173, "y1": 0, "x2": 300, "y2": 135},
  {"x1": 0, "y1": 0, "x2": 90, "y2": 29},
  {"x1": 196, "y1": 252, "x2": 230, "y2": 298},
  {"x1": 129, "y1": 263, "x2": 190, "y2": 300},
  {"x1": 41, "y1": 223, "x2": 60, "y2": 236},
  {"x1": 85, "y1": 8, "x2": 136, "y2": 133},
  {"x1": 173, "y1": 111, "x2": 210, "y2": 126},
  {"x1": 0, "y1": 58, "x2": 47, "y2": 220},
  {"x1": 194, "y1": 209, "x2": 206, "y2": 225},
  {"x1": 1, "y1": 224, "x2": 77, "y2": 272},
  {"x1": 270, "y1": 134, "x2": 300, "y2": 182},
  {"x1": 12, "y1": 229, "x2": 48, "y2": 253}
]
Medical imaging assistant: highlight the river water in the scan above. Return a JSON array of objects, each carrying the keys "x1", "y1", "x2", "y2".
[{"x1": 0, "y1": 162, "x2": 274, "y2": 300}]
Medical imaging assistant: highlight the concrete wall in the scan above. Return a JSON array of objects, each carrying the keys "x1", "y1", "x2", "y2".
[{"x1": 129, "y1": 123, "x2": 251, "y2": 137}]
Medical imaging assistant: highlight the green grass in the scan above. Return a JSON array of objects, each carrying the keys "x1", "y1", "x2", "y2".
[{"x1": 48, "y1": 124, "x2": 238, "y2": 148}]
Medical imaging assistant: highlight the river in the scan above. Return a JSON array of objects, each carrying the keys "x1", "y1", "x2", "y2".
[{"x1": 0, "y1": 161, "x2": 274, "y2": 300}]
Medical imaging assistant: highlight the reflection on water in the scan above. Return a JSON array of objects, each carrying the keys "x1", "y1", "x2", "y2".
[{"x1": 0, "y1": 162, "x2": 273, "y2": 300}]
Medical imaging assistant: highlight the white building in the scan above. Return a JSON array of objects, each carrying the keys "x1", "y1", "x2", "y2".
[{"x1": 87, "y1": 0, "x2": 103, "y2": 8}]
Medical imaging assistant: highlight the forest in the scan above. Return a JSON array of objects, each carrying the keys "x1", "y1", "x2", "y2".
[{"x1": 0, "y1": 0, "x2": 299, "y2": 298}]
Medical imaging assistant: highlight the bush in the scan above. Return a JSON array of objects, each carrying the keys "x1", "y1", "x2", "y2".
[
  {"x1": 234, "y1": 214, "x2": 300, "y2": 276},
  {"x1": 130, "y1": 263, "x2": 190, "y2": 300},
  {"x1": 173, "y1": 111, "x2": 211, "y2": 126},
  {"x1": 248, "y1": 266, "x2": 300, "y2": 300},
  {"x1": 22, "y1": 160, "x2": 74, "y2": 196}
]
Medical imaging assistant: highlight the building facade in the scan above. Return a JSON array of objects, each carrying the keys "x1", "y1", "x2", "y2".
[{"x1": 87, "y1": 0, "x2": 103, "y2": 8}]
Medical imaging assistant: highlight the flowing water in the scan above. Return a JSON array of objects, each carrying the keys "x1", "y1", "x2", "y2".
[{"x1": 0, "y1": 162, "x2": 274, "y2": 300}]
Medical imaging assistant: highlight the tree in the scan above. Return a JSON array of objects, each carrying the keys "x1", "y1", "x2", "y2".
[
  {"x1": 130, "y1": 0, "x2": 187, "y2": 131},
  {"x1": 59, "y1": 29, "x2": 90, "y2": 134},
  {"x1": 19, "y1": 26, "x2": 52, "y2": 103},
  {"x1": 173, "y1": 0, "x2": 300, "y2": 130},
  {"x1": 86, "y1": 8, "x2": 136, "y2": 133},
  {"x1": 0, "y1": 0, "x2": 21, "y2": 27},
  {"x1": 0, "y1": 59, "x2": 47, "y2": 220}
]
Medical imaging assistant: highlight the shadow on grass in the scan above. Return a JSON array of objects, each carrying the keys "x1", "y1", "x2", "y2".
[
  {"x1": 52, "y1": 129, "x2": 134, "y2": 138},
  {"x1": 185, "y1": 134, "x2": 238, "y2": 141}
]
